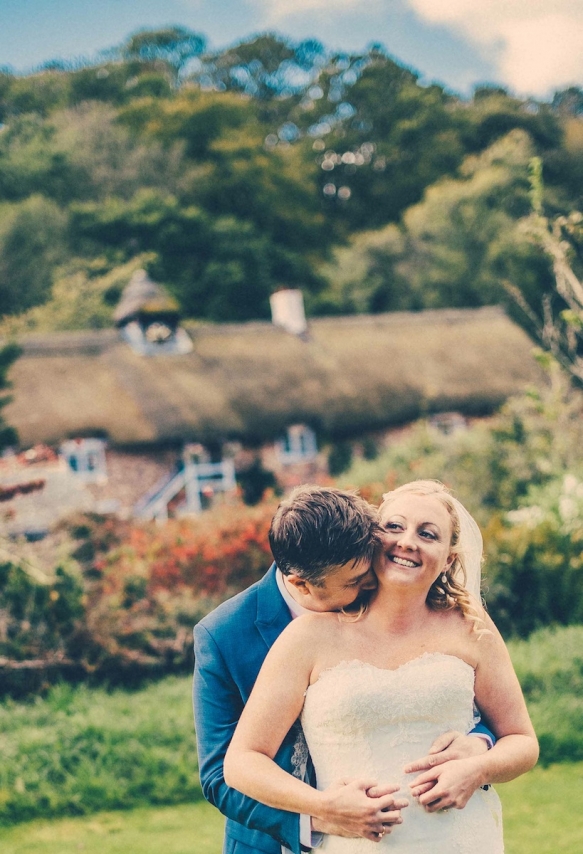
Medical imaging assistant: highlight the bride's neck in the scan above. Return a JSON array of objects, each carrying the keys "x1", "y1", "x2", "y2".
[{"x1": 368, "y1": 587, "x2": 431, "y2": 634}]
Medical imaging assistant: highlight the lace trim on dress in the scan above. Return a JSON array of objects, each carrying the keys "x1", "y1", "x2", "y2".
[
  {"x1": 311, "y1": 651, "x2": 475, "y2": 688},
  {"x1": 290, "y1": 721, "x2": 309, "y2": 781}
]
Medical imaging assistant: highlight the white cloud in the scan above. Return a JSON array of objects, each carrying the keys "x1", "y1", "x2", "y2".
[{"x1": 408, "y1": 0, "x2": 583, "y2": 95}]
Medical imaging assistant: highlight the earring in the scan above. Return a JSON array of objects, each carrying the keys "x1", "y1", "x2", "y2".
[{"x1": 441, "y1": 574, "x2": 447, "y2": 585}]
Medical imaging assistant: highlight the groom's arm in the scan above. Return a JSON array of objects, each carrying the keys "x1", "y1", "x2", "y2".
[
  {"x1": 193, "y1": 623, "x2": 303, "y2": 854},
  {"x1": 469, "y1": 721, "x2": 495, "y2": 748}
]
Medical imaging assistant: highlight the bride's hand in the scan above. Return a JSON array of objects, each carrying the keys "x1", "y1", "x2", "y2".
[
  {"x1": 403, "y1": 730, "x2": 490, "y2": 798},
  {"x1": 313, "y1": 778, "x2": 409, "y2": 841},
  {"x1": 404, "y1": 730, "x2": 489, "y2": 779},
  {"x1": 408, "y1": 758, "x2": 486, "y2": 811}
]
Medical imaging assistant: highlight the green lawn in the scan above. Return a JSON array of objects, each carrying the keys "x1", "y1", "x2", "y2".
[
  {"x1": 0, "y1": 801, "x2": 224, "y2": 854},
  {"x1": 0, "y1": 763, "x2": 581, "y2": 854}
]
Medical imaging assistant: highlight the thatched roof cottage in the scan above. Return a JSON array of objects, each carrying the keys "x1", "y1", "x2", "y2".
[
  {"x1": 1, "y1": 292, "x2": 543, "y2": 528},
  {"x1": 5, "y1": 305, "x2": 540, "y2": 449}
]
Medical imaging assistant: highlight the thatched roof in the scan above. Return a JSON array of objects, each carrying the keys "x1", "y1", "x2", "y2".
[{"x1": 3, "y1": 307, "x2": 543, "y2": 448}]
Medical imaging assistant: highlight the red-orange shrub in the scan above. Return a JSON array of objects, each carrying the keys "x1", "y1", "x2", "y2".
[{"x1": 71, "y1": 502, "x2": 278, "y2": 677}]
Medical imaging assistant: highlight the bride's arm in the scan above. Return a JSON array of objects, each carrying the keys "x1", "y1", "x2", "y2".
[
  {"x1": 413, "y1": 613, "x2": 538, "y2": 811},
  {"x1": 469, "y1": 613, "x2": 539, "y2": 782},
  {"x1": 224, "y1": 614, "x2": 403, "y2": 837},
  {"x1": 225, "y1": 615, "x2": 322, "y2": 813},
  {"x1": 410, "y1": 613, "x2": 538, "y2": 812}
]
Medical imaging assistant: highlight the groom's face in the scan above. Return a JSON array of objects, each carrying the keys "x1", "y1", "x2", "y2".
[{"x1": 286, "y1": 557, "x2": 377, "y2": 612}]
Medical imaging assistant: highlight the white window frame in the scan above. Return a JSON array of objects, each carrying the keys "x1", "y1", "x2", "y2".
[
  {"x1": 276, "y1": 424, "x2": 318, "y2": 465},
  {"x1": 61, "y1": 438, "x2": 107, "y2": 482}
]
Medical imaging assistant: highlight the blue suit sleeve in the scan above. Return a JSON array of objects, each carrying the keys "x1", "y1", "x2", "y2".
[
  {"x1": 193, "y1": 623, "x2": 302, "y2": 854},
  {"x1": 469, "y1": 720, "x2": 496, "y2": 746}
]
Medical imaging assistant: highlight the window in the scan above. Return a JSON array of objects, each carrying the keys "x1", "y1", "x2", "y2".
[
  {"x1": 276, "y1": 425, "x2": 318, "y2": 465},
  {"x1": 60, "y1": 439, "x2": 107, "y2": 482},
  {"x1": 121, "y1": 321, "x2": 193, "y2": 356}
]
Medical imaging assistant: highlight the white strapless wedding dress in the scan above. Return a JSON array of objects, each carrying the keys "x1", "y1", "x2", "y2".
[{"x1": 301, "y1": 653, "x2": 504, "y2": 853}]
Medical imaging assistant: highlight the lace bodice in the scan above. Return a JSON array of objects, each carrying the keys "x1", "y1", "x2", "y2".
[{"x1": 301, "y1": 653, "x2": 503, "y2": 853}]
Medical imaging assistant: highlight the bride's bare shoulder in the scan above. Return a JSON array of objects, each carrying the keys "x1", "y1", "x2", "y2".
[
  {"x1": 279, "y1": 611, "x2": 341, "y2": 643},
  {"x1": 292, "y1": 611, "x2": 340, "y2": 630}
]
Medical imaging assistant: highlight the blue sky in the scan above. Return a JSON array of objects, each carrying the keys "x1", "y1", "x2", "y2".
[{"x1": 1, "y1": 0, "x2": 582, "y2": 98}]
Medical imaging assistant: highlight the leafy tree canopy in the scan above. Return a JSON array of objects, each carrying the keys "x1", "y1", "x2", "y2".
[
  {"x1": 121, "y1": 27, "x2": 206, "y2": 80},
  {"x1": 0, "y1": 30, "x2": 579, "y2": 327}
]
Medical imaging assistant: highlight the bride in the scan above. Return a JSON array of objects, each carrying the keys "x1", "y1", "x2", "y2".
[{"x1": 224, "y1": 480, "x2": 538, "y2": 852}]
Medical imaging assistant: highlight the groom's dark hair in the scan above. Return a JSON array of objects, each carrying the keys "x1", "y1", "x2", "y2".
[{"x1": 269, "y1": 484, "x2": 380, "y2": 585}]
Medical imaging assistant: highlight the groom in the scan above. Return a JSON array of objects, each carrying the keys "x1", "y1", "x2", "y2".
[{"x1": 193, "y1": 485, "x2": 492, "y2": 854}]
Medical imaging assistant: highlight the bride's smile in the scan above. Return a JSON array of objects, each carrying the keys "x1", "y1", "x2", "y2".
[{"x1": 375, "y1": 493, "x2": 455, "y2": 591}]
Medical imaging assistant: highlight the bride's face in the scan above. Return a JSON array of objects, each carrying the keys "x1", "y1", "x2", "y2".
[{"x1": 374, "y1": 493, "x2": 454, "y2": 592}]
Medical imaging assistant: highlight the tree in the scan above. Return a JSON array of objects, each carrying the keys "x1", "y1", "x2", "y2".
[
  {"x1": 303, "y1": 50, "x2": 471, "y2": 231},
  {"x1": 0, "y1": 196, "x2": 67, "y2": 315},
  {"x1": 510, "y1": 157, "x2": 583, "y2": 385},
  {"x1": 315, "y1": 130, "x2": 552, "y2": 317},
  {"x1": 194, "y1": 34, "x2": 324, "y2": 100},
  {"x1": 122, "y1": 27, "x2": 206, "y2": 82},
  {"x1": 0, "y1": 343, "x2": 20, "y2": 450}
]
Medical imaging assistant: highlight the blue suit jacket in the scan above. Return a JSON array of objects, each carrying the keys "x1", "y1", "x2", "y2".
[
  {"x1": 193, "y1": 563, "x2": 495, "y2": 854},
  {"x1": 193, "y1": 563, "x2": 303, "y2": 854}
]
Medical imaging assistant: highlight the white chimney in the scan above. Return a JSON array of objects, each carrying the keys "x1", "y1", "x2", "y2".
[{"x1": 269, "y1": 289, "x2": 307, "y2": 336}]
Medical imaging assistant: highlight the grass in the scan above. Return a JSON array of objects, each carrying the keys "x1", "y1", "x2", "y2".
[
  {"x1": 0, "y1": 763, "x2": 580, "y2": 854},
  {"x1": 1, "y1": 625, "x2": 582, "y2": 826},
  {"x1": 500, "y1": 762, "x2": 583, "y2": 853},
  {"x1": 0, "y1": 676, "x2": 201, "y2": 825},
  {"x1": 0, "y1": 801, "x2": 223, "y2": 854},
  {"x1": 506, "y1": 625, "x2": 583, "y2": 763}
]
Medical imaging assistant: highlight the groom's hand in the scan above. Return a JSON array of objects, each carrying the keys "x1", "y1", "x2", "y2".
[
  {"x1": 313, "y1": 778, "x2": 408, "y2": 841},
  {"x1": 403, "y1": 730, "x2": 489, "y2": 796}
]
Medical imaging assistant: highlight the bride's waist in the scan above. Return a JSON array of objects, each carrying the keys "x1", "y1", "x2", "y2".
[{"x1": 304, "y1": 727, "x2": 462, "y2": 780}]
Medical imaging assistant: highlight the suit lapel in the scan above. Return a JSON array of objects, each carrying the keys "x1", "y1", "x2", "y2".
[{"x1": 255, "y1": 563, "x2": 292, "y2": 650}]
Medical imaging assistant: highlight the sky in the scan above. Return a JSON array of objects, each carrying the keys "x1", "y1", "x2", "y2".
[{"x1": 1, "y1": 0, "x2": 582, "y2": 98}]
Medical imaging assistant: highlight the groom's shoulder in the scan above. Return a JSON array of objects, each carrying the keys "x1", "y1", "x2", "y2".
[{"x1": 195, "y1": 565, "x2": 273, "y2": 637}]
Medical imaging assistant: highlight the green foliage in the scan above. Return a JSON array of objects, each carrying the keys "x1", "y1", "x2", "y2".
[
  {"x1": 327, "y1": 441, "x2": 353, "y2": 476},
  {"x1": 361, "y1": 436, "x2": 379, "y2": 460},
  {"x1": 506, "y1": 626, "x2": 583, "y2": 762},
  {"x1": 0, "y1": 257, "x2": 150, "y2": 336},
  {"x1": 0, "y1": 342, "x2": 20, "y2": 450},
  {"x1": 122, "y1": 27, "x2": 206, "y2": 80},
  {"x1": 316, "y1": 130, "x2": 555, "y2": 318},
  {"x1": 0, "y1": 563, "x2": 84, "y2": 661},
  {"x1": 485, "y1": 511, "x2": 583, "y2": 637},
  {"x1": 0, "y1": 70, "x2": 71, "y2": 119},
  {"x1": 0, "y1": 677, "x2": 199, "y2": 824},
  {"x1": 68, "y1": 63, "x2": 169, "y2": 107},
  {"x1": 69, "y1": 183, "x2": 324, "y2": 321},
  {"x1": 465, "y1": 88, "x2": 561, "y2": 153},
  {"x1": 339, "y1": 371, "x2": 583, "y2": 637},
  {"x1": 322, "y1": 54, "x2": 470, "y2": 230},
  {"x1": 0, "y1": 34, "x2": 580, "y2": 326},
  {"x1": 236, "y1": 458, "x2": 278, "y2": 505},
  {"x1": 0, "y1": 626, "x2": 580, "y2": 826},
  {"x1": 0, "y1": 196, "x2": 66, "y2": 315}
]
